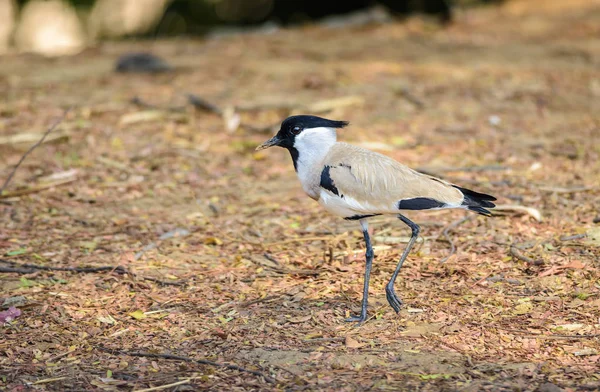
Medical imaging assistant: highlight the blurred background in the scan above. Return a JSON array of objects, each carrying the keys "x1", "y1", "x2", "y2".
[
  {"x1": 0, "y1": 0, "x2": 502, "y2": 55},
  {"x1": 1, "y1": 0, "x2": 600, "y2": 390}
]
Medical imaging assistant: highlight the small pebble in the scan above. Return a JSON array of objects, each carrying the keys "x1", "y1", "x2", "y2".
[{"x1": 115, "y1": 52, "x2": 172, "y2": 73}]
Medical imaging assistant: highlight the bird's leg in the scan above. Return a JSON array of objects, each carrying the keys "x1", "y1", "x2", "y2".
[
  {"x1": 385, "y1": 214, "x2": 420, "y2": 314},
  {"x1": 345, "y1": 219, "x2": 374, "y2": 324}
]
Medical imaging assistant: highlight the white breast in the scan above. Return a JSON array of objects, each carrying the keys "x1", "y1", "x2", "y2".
[
  {"x1": 296, "y1": 161, "x2": 318, "y2": 199},
  {"x1": 293, "y1": 127, "x2": 338, "y2": 200}
]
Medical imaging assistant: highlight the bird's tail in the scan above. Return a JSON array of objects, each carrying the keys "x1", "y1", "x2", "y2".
[{"x1": 453, "y1": 186, "x2": 497, "y2": 216}]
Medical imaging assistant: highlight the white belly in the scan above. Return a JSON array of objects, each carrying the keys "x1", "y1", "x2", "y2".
[{"x1": 318, "y1": 190, "x2": 396, "y2": 218}]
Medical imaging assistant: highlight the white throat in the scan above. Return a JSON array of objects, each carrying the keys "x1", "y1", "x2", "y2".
[{"x1": 293, "y1": 127, "x2": 337, "y2": 198}]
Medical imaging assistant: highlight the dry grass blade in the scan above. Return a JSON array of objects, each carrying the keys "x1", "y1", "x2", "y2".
[
  {"x1": 0, "y1": 259, "x2": 184, "y2": 286},
  {"x1": 32, "y1": 377, "x2": 68, "y2": 385},
  {"x1": 0, "y1": 178, "x2": 78, "y2": 199},
  {"x1": 493, "y1": 204, "x2": 543, "y2": 221},
  {"x1": 133, "y1": 379, "x2": 191, "y2": 392}
]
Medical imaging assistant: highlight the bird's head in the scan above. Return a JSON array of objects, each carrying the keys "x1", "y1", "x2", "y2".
[{"x1": 256, "y1": 115, "x2": 349, "y2": 151}]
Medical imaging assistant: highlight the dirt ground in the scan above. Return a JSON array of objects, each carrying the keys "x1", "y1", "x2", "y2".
[{"x1": 1, "y1": 1, "x2": 599, "y2": 390}]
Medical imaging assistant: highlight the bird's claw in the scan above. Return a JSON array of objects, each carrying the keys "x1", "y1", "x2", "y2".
[
  {"x1": 345, "y1": 314, "x2": 367, "y2": 324},
  {"x1": 385, "y1": 285, "x2": 403, "y2": 313}
]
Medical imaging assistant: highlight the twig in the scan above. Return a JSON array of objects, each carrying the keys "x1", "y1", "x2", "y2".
[
  {"x1": 469, "y1": 272, "x2": 494, "y2": 288},
  {"x1": 96, "y1": 156, "x2": 141, "y2": 174},
  {"x1": 509, "y1": 244, "x2": 543, "y2": 265},
  {"x1": 130, "y1": 96, "x2": 185, "y2": 113},
  {"x1": 0, "y1": 259, "x2": 184, "y2": 286},
  {"x1": 439, "y1": 215, "x2": 473, "y2": 263},
  {"x1": 395, "y1": 87, "x2": 425, "y2": 109},
  {"x1": 187, "y1": 94, "x2": 222, "y2": 115},
  {"x1": 303, "y1": 337, "x2": 345, "y2": 343},
  {"x1": 0, "y1": 178, "x2": 78, "y2": 199},
  {"x1": 266, "y1": 236, "x2": 332, "y2": 246},
  {"x1": 262, "y1": 253, "x2": 281, "y2": 266},
  {"x1": 514, "y1": 334, "x2": 600, "y2": 340},
  {"x1": 538, "y1": 185, "x2": 599, "y2": 194},
  {"x1": 46, "y1": 350, "x2": 76, "y2": 362},
  {"x1": 133, "y1": 379, "x2": 191, "y2": 392},
  {"x1": 32, "y1": 377, "x2": 68, "y2": 385},
  {"x1": 238, "y1": 295, "x2": 280, "y2": 308},
  {"x1": 0, "y1": 259, "x2": 127, "y2": 273},
  {"x1": 559, "y1": 233, "x2": 587, "y2": 241},
  {"x1": 131, "y1": 95, "x2": 224, "y2": 116},
  {"x1": 0, "y1": 108, "x2": 70, "y2": 194},
  {"x1": 141, "y1": 276, "x2": 184, "y2": 286},
  {"x1": 249, "y1": 254, "x2": 320, "y2": 276},
  {"x1": 97, "y1": 347, "x2": 276, "y2": 384},
  {"x1": 0, "y1": 266, "x2": 36, "y2": 274}
]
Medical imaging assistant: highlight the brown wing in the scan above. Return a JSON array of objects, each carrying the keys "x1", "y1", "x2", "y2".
[{"x1": 323, "y1": 143, "x2": 464, "y2": 213}]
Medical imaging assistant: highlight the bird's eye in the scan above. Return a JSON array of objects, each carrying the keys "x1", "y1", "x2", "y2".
[{"x1": 291, "y1": 126, "x2": 302, "y2": 135}]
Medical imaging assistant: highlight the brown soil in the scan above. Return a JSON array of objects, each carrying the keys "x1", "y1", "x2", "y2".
[{"x1": 1, "y1": 1, "x2": 599, "y2": 390}]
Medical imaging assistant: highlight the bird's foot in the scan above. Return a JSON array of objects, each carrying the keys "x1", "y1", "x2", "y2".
[
  {"x1": 385, "y1": 284, "x2": 403, "y2": 314},
  {"x1": 345, "y1": 314, "x2": 368, "y2": 324}
]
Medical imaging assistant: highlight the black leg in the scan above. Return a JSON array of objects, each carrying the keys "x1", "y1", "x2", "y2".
[
  {"x1": 345, "y1": 220, "x2": 374, "y2": 324},
  {"x1": 385, "y1": 214, "x2": 420, "y2": 313}
]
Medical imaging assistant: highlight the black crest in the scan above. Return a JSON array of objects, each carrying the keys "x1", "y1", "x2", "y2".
[
  {"x1": 280, "y1": 115, "x2": 349, "y2": 135},
  {"x1": 269, "y1": 115, "x2": 348, "y2": 172}
]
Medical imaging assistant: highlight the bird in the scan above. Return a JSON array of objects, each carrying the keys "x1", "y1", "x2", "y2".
[{"x1": 256, "y1": 115, "x2": 496, "y2": 323}]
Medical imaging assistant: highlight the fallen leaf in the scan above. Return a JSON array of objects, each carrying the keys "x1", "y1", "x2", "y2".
[
  {"x1": 345, "y1": 336, "x2": 365, "y2": 348},
  {"x1": 2, "y1": 296, "x2": 27, "y2": 308},
  {"x1": 563, "y1": 260, "x2": 585, "y2": 269},
  {"x1": 539, "y1": 260, "x2": 585, "y2": 277},
  {"x1": 97, "y1": 315, "x2": 116, "y2": 325},
  {"x1": 513, "y1": 302, "x2": 533, "y2": 315},
  {"x1": 159, "y1": 228, "x2": 190, "y2": 240},
  {"x1": 584, "y1": 227, "x2": 600, "y2": 246},
  {"x1": 129, "y1": 310, "x2": 146, "y2": 320},
  {"x1": 6, "y1": 248, "x2": 27, "y2": 256},
  {"x1": 553, "y1": 323, "x2": 584, "y2": 331},
  {"x1": 288, "y1": 315, "x2": 312, "y2": 324},
  {"x1": 538, "y1": 265, "x2": 563, "y2": 277},
  {"x1": 573, "y1": 348, "x2": 597, "y2": 356},
  {"x1": 0, "y1": 306, "x2": 22, "y2": 323},
  {"x1": 204, "y1": 237, "x2": 223, "y2": 246}
]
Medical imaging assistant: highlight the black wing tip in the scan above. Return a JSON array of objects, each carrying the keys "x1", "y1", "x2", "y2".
[
  {"x1": 477, "y1": 200, "x2": 496, "y2": 208},
  {"x1": 454, "y1": 185, "x2": 497, "y2": 216},
  {"x1": 468, "y1": 206, "x2": 493, "y2": 216},
  {"x1": 453, "y1": 185, "x2": 497, "y2": 201}
]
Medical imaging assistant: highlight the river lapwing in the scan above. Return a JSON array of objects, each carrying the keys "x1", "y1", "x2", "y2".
[{"x1": 257, "y1": 115, "x2": 496, "y2": 323}]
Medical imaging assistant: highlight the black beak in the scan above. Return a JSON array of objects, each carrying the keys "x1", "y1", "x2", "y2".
[{"x1": 256, "y1": 135, "x2": 282, "y2": 151}]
